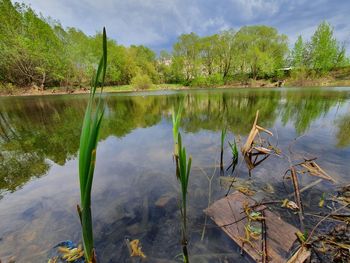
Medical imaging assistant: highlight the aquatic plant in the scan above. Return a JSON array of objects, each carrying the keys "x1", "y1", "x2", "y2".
[
  {"x1": 172, "y1": 101, "x2": 183, "y2": 153},
  {"x1": 172, "y1": 101, "x2": 183, "y2": 177},
  {"x1": 220, "y1": 127, "x2": 227, "y2": 171},
  {"x1": 227, "y1": 139, "x2": 238, "y2": 175},
  {"x1": 77, "y1": 28, "x2": 107, "y2": 263},
  {"x1": 177, "y1": 133, "x2": 192, "y2": 263}
]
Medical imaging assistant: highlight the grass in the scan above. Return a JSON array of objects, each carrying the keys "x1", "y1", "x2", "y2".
[
  {"x1": 77, "y1": 27, "x2": 107, "y2": 263},
  {"x1": 102, "y1": 83, "x2": 183, "y2": 93}
]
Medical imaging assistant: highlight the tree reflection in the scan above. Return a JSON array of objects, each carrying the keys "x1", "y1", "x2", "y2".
[
  {"x1": 0, "y1": 88, "x2": 348, "y2": 196},
  {"x1": 336, "y1": 113, "x2": 350, "y2": 147}
]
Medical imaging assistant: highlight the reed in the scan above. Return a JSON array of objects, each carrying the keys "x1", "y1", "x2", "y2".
[
  {"x1": 172, "y1": 102, "x2": 183, "y2": 178},
  {"x1": 227, "y1": 139, "x2": 238, "y2": 174},
  {"x1": 77, "y1": 28, "x2": 107, "y2": 263},
  {"x1": 177, "y1": 133, "x2": 192, "y2": 263},
  {"x1": 220, "y1": 127, "x2": 227, "y2": 171}
]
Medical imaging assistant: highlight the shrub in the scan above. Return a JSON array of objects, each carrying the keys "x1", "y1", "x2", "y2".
[
  {"x1": 190, "y1": 73, "x2": 224, "y2": 87},
  {"x1": 0, "y1": 83, "x2": 15, "y2": 95},
  {"x1": 131, "y1": 73, "x2": 153, "y2": 90},
  {"x1": 290, "y1": 67, "x2": 309, "y2": 81}
]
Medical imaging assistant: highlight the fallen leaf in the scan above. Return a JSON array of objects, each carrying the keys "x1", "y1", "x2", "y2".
[{"x1": 130, "y1": 239, "x2": 146, "y2": 258}]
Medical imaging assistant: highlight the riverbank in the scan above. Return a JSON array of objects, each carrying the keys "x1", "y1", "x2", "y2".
[{"x1": 1, "y1": 78, "x2": 350, "y2": 97}]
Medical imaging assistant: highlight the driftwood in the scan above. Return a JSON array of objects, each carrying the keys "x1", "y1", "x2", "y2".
[{"x1": 205, "y1": 191, "x2": 299, "y2": 263}]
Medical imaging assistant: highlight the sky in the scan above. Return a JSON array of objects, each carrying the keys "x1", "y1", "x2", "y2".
[{"x1": 17, "y1": 0, "x2": 350, "y2": 53}]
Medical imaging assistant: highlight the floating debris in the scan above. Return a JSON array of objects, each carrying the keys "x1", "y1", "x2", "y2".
[
  {"x1": 241, "y1": 111, "x2": 278, "y2": 176},
  {"x1": 281, "y1": 199, "x2": 299, "y2": 211},
  {"x1": 205, "y1": 191, "x2": 299, "y2": 262},
  {"x1": 296, "y1": 159, "x2": 336, "y2": 183},
  {"x1": 237, "y1": 186, "x2": 255, "y2": 196},
  {"x1": 287, "y1": 246, "x2": 311, "y2": 263},
  {"x1": 48, "y1": 241, "x2": 85, "y2": 263},
  {"x1": 310, "y1": 224, "x2": 350, "y2": 262}
]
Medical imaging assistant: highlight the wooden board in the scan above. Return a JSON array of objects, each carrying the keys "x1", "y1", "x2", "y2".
[{"x1": 204, "y1": 192, "x2": 299, "y2": 263}]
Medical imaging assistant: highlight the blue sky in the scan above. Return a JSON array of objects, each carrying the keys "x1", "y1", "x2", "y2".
[{"x1": 18, "y1": 0, "x2": 350, "y2": 53}]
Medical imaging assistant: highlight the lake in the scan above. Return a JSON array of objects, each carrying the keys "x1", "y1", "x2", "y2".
[{"x1": 0, "y1": 87, "x2": 349, "y2": 262}]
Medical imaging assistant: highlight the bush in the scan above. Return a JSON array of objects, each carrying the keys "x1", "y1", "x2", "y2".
[
  {"x1": 190, "y1": 74, "x2": 224, "y2": 87},
  {"x1": 0, "y1": 83, "x2": 15, "y2": 95},
  {"x1": 290, "y1": 67, "x2": 309, "y2": 81},
  {"x1": 131, "y1": 73, "x2": 153, "y2": 90}
]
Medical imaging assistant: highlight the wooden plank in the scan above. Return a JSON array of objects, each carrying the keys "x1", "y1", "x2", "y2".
[{"x1": 204, "y1": 192, "x2": 299, "y2": 263}]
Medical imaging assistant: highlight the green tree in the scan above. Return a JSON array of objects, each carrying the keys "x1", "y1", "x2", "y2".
[
  {"x1": 234, "y1": 26, "x2": 288, "y2": 79},
  {"x1": 172, "y1": 33, "x2": 201, "y2": 83},
  {"x1": 291, "y1": 35, "x2": 305, "y2": 67},
  {"x1": 310, "y1": 21, "x2": 344, "y2": 73},
  {"x1": 199, "y1": 34, "x2": 219, "y2": 76},
  {"x1": 216, "y1": 30, "x2": 236, "y2": 79}
]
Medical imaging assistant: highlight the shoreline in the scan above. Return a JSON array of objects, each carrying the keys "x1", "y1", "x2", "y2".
[{"x1": 1, "y1": 82, "x2": 350, "y2": 97}]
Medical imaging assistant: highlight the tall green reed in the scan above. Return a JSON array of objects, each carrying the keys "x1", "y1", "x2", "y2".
[
  {"x1": 77, "y1": 28, "x2": 107, "y2": 263},
  {"x1": 172, "y1": 102, "x2": 191, "y2": 262},
  {"x1": 177, "y1": 133, "x2": 192, "y2": 263},
  {"x1": 172, "y1": 101, "x2": 183, "y2": 178}
]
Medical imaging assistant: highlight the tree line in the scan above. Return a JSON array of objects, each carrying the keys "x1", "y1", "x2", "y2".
[{"x1": 0, "y1": 0, "x2": 349, "y2": 90}]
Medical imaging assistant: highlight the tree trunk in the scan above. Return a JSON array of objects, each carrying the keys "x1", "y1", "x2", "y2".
[{"x1": 40, "y1": 71, "x2": 46, "y2": 91}]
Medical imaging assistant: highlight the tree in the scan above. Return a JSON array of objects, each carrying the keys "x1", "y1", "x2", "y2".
[
  {"x1": 172, "y1": 33, "x2": 201, "y2": 82},
  {"x1": 234, "y1": 26, "x2": 288, "y2": 79},
  {"x1": 291, "y1": 35, "x2": 305, "y2": 67},
  {"x1": 199, "y1": 34, "x2": 219, "y2": 76},
  {"x1": 310, "y1": 21, "x2": 343, "y2": 73},
  {"x1": 216, "y1": 30, "x2": 236, "y2": 79}
]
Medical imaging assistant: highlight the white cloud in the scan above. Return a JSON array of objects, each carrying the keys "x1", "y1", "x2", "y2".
[{"x1": 15, "y1": 0, "x2": 350, "y2": 53}]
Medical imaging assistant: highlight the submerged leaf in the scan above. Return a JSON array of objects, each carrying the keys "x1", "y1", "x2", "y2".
[
  {"x1": 236, "y1": 186, "x2": 255, "y2": 196},
  {"x1": 319, "y1": 193, "x2": 325, "y2": 208},
  {"x1": 129, "y1": 239, "x2": 146, "y2": 258}
]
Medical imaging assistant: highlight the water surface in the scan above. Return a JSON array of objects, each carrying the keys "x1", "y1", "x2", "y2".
[{"x1": 0, "y1": 87, "x2": 349, "y2": 262}]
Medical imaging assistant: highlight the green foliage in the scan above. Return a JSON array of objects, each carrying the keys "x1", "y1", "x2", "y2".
[
  {"x1": 227, "y1": 139, "x2": 238, "y2": 174},
  {"x1": 131, "y1": 73, "x2": 153, "y2": 90},
  {"x1": 190, "y1": 74, "x2": 224, "y2": 87},
  {"x1": 310, "y1": 21, "x2": 344, "y2": 73},
  {"x1": 171, "y1": 26, "x2": 288, "y2": 84},
  {"x1": 78, "y1": 28, "x2": 106, "y2": 262},
  {"x1": 0, "y1": 0, "x2": 158, "y2": 88},
  {"x1": 172, "y1": 32, "x2": 201, "y2": 83},
  {"x1": 172, "y1": 102, "x2": 183, "y2": 156},
  {"x1": 0, "y1": 82, "x2": 15, "y2": 94},
  {"x1": 234, "y1": 26, "x2": 288, "y2": 79},
  {"x1": 177, "y1": 132, "x2": 191, "y2": 263},
  {"x1": 228, "y1": 139, "x2": 238, "y2": 159},
  {"x1": 177, "y1": 133, "x2": 192, "y2": 221},
  {"x1": 290, "y1": 66, "x2": 309, "y2": 83},
  {"x1": 0, "y1": 1, "x2": 349, "y2": 89},
  {"x1": 291, "y1": 36, "x2": 305, "y2": 67},
  {"x1": 289, "y1": 21, "x2": 349, "y2": 77}
]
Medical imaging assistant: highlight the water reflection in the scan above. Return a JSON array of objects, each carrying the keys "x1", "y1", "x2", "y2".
[
  {"x1": 0, "y1": 88, "x2": 348, "y2": 197},
  {"x1": 0, "y1": 87, "x2": 349, "y2": 262}
]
